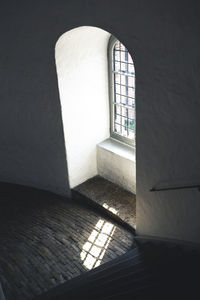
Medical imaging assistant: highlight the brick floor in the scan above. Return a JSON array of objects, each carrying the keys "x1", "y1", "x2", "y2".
[
  {"x1": 74, "y1": 176, "x2": 136, "y2": 228},
  {"x1": 0, "y1": 182, "x2": 135, "y2": 300}
]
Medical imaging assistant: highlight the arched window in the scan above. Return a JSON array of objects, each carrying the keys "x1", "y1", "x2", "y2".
[{"x1": 108, "y1": 36, "x2": 135, "y2": 147}]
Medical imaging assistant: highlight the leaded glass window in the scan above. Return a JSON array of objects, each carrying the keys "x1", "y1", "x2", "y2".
[{"x1": 108, "y1": 37, "x2": 135, "y2": 146}]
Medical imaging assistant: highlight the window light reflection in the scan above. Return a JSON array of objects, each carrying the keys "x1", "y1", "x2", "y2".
[{"x1": 80, "y1": 204, "x2": 118, "y2": 270}]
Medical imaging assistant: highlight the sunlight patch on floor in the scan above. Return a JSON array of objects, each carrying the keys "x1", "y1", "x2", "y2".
[{"x1": 80, "y1": 204, "x2": 118, "y2": 270}]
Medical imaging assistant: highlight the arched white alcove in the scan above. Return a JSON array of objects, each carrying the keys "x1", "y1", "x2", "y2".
[
  {"x1": 55, "y1": 26, "x2": 111, "y2": 188},
  {"x1": 55, "y1": 26, "x2": 136, "y2": 193}
]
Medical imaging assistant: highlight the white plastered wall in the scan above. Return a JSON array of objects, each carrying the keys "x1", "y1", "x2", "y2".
[
  {"x1": 97, "y1": 139, "x2": 136, "y2": 194},
  {"x1": 55, "y1": 27, "x2": 110, "y2": 188}
]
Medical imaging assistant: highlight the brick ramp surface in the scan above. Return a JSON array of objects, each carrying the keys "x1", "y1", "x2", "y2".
[
  {"x1": 0, "y1": 182, "x2": 135, "y2": 300},
  {"x1": 74, "y1": 175, "x2": 136, "y2": 228}
]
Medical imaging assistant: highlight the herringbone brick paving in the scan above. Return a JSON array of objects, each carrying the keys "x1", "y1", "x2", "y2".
[{"x1": 0, "y1": 183, "x2": 135, "y2": 300}]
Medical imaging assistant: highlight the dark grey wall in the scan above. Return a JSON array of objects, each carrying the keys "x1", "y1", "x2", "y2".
[{"x1": 0, "y1": 0, "x2": 200, "y2": 242}]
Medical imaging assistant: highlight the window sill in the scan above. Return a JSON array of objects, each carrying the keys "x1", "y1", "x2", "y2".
[{"x1": 97, "y1": 138, "x2": 135, "y2": 162}]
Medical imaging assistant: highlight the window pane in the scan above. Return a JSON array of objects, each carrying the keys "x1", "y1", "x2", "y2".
[
  {"x1": 121, "y1": 95, "x2": 127, "y2": 105},
  {"x1": 121, "y1": 51, "x2": 125, "y2": 62},
  {"x1": 115, "y1": 113, "x2": 121, "y2": 124},
  {"x1": 115, "y1": 74, "x2": 120, "y2": 84},
  {"x1": 115, "y1": 50, "x2": 120, "y2": 61},
  {"x1": 122, "y1": 116, "x2": 128, "y2": 128},
  {"x1": 122, "y1": 126, "x2": 127, "y2": 137},
  {"x1": 121, "y1": 86, "x2": 126, "y2": 96},
  {"x1": 116, "y1": 105, "x2": 120, "y2": 114},
  {"x1": 115, "y1": 94, "x2": 120, "y2": 103},
  {"x1": 114, "y1": 61, "x2": 120, "y2": 72},
  {"x1": 128, "y1": 129, "x2": 134, "y2": 140},
  {"x1": 128, "y1": 76, "x2": 134, "y2": 86},
  {"x1": 112, "y1": 39, "x2": 135, "y2": 144},
  {"x1": 121, "y1": 75, "x2": 126, "y2": 85},
  {"x1": 121, "y1": 62, "x2": 127, "y2": 72},
  {"x1": 128, "y1": 97, "x2": 134, "y2": 107},
  {"x1": 128, "y1": 108, "x2": 134, "y2": 119},
  {"x1": 128, "y1": 87, "x2": 134, "y2": 98},
  {"x1": 129, "y1": 64, "x2": 134, "y2": 74},
  {"x1": 121, "y1": 107, "x2": 127, "y2": 117},
  {"x1": 116, "y1": 85, "x2": 120, "y2": 94},
  {"x1": 114, "y1": 123, "x2": 121, "y2": 134}
]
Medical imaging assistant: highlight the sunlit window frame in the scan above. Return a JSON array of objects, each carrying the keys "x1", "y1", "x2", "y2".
[{"x1": 108, "y1": 36, "x2": 135, "y2": 147}]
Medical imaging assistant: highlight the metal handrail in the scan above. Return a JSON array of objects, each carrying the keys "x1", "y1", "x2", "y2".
[{"x1": 150, "y1": 184, "x2": 200, "y2": 192}]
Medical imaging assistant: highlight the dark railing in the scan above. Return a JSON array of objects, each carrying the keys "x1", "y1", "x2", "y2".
[{"x1": 150, "y1": 184, "x2": 200, "y2": 192}]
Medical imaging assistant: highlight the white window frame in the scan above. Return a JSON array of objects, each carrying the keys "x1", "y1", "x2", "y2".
[{"x1": 108, "y1": 36, "x2": 135, "y2": 147}]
